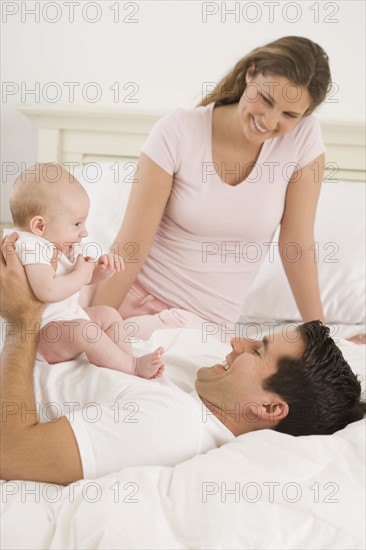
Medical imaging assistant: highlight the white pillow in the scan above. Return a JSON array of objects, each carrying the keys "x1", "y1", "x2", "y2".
[
  {"x1": 74, "y1": 161, "x2": 135, "y2": 257},
  {"x1": 240, "y1": 181, "x2": 366, "y2": 324}
]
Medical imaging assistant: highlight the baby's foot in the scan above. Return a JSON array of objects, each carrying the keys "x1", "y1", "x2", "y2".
[{"x1": 134, "y1": 347, "x2": 165, "y2": 379}]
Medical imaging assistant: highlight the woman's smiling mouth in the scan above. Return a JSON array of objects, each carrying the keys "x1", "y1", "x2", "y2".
[{"x1": 251, "y1": 116, "x2": 272, "y2": 135}]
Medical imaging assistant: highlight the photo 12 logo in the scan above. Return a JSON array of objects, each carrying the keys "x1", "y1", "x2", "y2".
[
  {"x1": 1, "y1": 2, "x2": 140, "y2": 24},
  {"x1": 1, "y1": 81, "x2": 140, "y2": 104},
  {"x1": 201, "y1": 480, "x2": 340, "y2": 503},
  {"x1": 201, "y1": 2, "x2": 340, "y2": 24},
  {"x1": 1, "y1": 479, "x2": 140, "y2": 504},
  {"x1": 1, "y1": 399, "x2": 140, "y2": 424}
]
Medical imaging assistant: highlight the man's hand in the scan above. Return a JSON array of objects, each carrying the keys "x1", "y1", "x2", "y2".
[
  {"x1": 0, "y1": 232, "x2": 44, "y2": 324},
  {"x1": 89, "y1": 253, "x2": 124, "y2": 285}
]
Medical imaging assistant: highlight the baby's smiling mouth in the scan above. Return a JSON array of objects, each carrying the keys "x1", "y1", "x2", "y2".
[{"x1": 65, "y1": 242, "x2": 81, "y2": 257}]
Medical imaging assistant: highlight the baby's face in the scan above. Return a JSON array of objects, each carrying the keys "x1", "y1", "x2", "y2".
[{"x1": 42, "y1": 186, "x2": 90, "y2": 257}]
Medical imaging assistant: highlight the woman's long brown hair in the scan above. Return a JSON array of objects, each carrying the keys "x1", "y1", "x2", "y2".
[{"x1": 198, "y1": 36, "x2": 331, "y2": 115}]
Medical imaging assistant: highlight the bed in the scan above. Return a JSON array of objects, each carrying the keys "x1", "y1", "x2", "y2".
[{"x1": 1, "y1": 105, "x2": 365, "y2": 550}]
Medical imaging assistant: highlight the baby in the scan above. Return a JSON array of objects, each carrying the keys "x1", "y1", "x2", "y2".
[{"x1": 4, "y1": 163, "x2": 164, "y2": 379}]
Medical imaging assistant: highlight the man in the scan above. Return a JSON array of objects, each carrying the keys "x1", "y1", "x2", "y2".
[{"x1": 1, "y1": 233, "x2": 365, "y2": 485}]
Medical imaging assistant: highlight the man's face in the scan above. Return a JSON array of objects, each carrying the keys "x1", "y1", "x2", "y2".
[{"x1": 195, "y1": 330, "x2": 305, "y2": 435}]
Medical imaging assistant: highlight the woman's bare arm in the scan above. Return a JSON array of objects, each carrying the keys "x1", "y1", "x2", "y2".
[
  {"x1": 279, "y1": 153, "x2": 325, "y2": 323},
  {"x1": 92, "y1": 153, "x2": 173, "y2": 308}
]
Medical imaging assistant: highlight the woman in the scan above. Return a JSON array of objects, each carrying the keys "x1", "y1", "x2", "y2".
[{"x1": 92, "y1": 36, "x2": 331, "y2": 339}]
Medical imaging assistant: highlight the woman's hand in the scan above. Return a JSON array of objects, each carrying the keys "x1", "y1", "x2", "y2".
[{"x1": 346, "y1": 334, "x2": 366, "y2": 345}]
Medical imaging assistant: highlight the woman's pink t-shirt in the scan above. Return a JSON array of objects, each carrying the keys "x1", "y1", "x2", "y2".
[{"x1": 137, "y1": 103, "x2": 325, "y2": 326}]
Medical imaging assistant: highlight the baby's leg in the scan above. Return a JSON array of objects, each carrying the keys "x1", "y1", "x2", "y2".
[
  {"x1": 38, "y1": 320, "x2": 95, "y2": 364},
  {"x1": 38, "y1": 315, "x2": 164, "y2": 378},
  {"x1": 84, "y1": 306, "x2": 165, "y2": 378}
]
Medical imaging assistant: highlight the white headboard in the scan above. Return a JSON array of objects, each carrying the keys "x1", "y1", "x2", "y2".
[{"x1": 19, "y1": 105, "x2": 366, "y2": 182}]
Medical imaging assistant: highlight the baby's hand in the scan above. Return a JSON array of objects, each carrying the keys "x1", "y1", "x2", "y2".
[
  {"x1": 97, "y1": 254, "x2": 124, "y2": 276},
  {"x1": 73, "y1": 254, "x2": 95, "y2": 285}
]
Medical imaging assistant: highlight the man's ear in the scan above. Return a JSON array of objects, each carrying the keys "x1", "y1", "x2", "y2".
[
  {"x1": 247, "y1": 400, "x2": 289, "y2": 426},
  {"x1": 245, "y1": 63, "x2": 256, "y2": 84},
  {"x1": 29, "y1": 216, "x2": 46, "y2": 235},
  {"x1": 261, "y1": 401, "x2": 289, "y2": 425}
]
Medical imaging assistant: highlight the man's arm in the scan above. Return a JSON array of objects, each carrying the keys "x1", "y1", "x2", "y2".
[{"x1": 0, "y1": 233, "x2": 83, "y2": 484}]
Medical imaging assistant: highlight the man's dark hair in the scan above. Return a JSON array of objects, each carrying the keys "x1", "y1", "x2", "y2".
[{"x1": 263, "y1": 320, "x2": 366, "y2": 436}]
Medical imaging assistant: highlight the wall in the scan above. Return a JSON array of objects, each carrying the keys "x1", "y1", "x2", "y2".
[{"x1": 1, "y1": 0, "x2": 365, "y2": 221}]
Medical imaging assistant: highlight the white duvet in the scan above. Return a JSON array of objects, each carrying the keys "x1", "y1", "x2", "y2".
[{"x1": 1, "y1": 327, "x2": 365, "y2": 550}]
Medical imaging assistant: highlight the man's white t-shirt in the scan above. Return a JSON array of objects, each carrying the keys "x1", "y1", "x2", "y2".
[
  {"x1": 66, "y1": 373, "x2": 233, "y2": 479},
  {"x1": 33, "y1": 328, "x2": 235, "y2": 480}
]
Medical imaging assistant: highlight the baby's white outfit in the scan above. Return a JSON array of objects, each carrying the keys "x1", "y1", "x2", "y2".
[{"x1": 3, "y1": 228, "x2": 90, "y2": 329}]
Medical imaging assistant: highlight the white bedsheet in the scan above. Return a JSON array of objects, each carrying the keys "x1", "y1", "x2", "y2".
[{"x1": 1, "y1": 327, "x2": 365, "y2": 549}]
